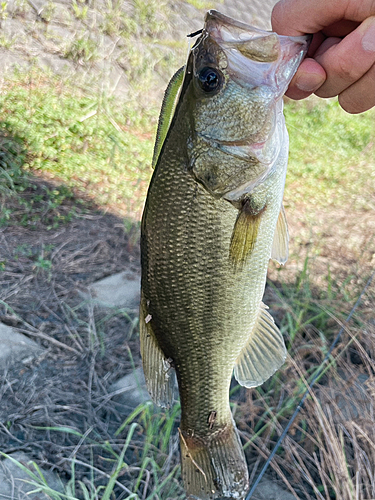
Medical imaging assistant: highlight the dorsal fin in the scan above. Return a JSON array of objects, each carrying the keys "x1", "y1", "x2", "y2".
[
  {"x1": 152, "y1": 66, "x2": 185, "y2": 169},
  {"x1": 234, "y1": 302, "x2": 286, "y2": 388},
  {"x1": 271, "y1": 204, "x2": 289, "y2": 265},
  {"x1": 229, "y1": 199, "x2": 266, "y2": 267}
]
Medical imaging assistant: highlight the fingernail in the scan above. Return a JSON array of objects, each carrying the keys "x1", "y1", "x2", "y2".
[
  {"x1": 295, "y1": 73, "x2": 324, "y2": 92},
  {"x1": 362, "y1": 18, "x2": 375, "y2": 52}
]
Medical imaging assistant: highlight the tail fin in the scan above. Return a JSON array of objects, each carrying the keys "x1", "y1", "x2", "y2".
[{"x1": 179, "y1": 422, "x2": 249, "y2": 499}]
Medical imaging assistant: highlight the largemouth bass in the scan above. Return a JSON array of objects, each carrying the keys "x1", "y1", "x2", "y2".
[{"x1": 140, "y1": 10, "x2": 310, "y2": 500}]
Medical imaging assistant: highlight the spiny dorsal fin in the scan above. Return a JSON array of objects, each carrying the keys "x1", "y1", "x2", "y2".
[
  {"x1": 229, "y1": 200, "x2": 265, "y2": 267},
  {"x1": 139, "y1": 293, "x2": 176, "y2": 407},
  {"x1": 234, "y1": 302, "x2": 286, "y2": 388},
  {"x1": 152, "y1": 66, "x2": 185, "y2": 169},
  {"x1": 271, "y1": 204, "x2": 289, "y2": 265}
]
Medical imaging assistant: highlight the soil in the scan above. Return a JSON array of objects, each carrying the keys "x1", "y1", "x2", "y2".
[{"x1": 0, "y1": 175, "x2": 141, "y2": 469}]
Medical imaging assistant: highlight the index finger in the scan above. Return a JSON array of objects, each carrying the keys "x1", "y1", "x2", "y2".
[{"x1": 271, "y1": 0, "x2": 375, "y2": 36}]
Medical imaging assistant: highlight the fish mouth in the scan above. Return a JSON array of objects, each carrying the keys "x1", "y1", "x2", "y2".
[
  {"x1": 197, "y1": 133, "x2": 268, "y2": 163},
  {"x1": 197, "y1": 103, "x2": 279, "y2": 166},
  {"x1": 202, "y1": 10, "x2": 311, "y2": 95},
  {"x1": 195, "y1": 101, "x2": 287, "y2": 202},
  {"x1": 198, "y1": 134, "x2": 266, "y2": 149}
]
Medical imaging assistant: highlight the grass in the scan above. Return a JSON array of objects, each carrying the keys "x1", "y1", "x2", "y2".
[
  {"x1": 0, "y1": 69, "x2": 156, "y2": 222},
  {"x1": 1, "y1": 75, "x2": 374, "y2": 226},
  {"x1": 0, "y1": 1, "x2": 374, "y2": 498},
  {"x1": 5, "y1": 375, "x2": 184, "y2": 498},
  {"x1": 285, "y1": 98, "x2": 375, "y2": 211},
  {"x1": 1, "y1": 402, "x2": 184, "y2": 499}
]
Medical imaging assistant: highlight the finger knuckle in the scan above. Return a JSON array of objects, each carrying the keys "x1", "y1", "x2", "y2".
[{"x1": 335, "y1": 57, "x2": 356, "y2": 80}]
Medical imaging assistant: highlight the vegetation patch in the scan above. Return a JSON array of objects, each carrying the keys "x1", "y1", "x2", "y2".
[{"x1": 285, "y1": 98, "x2": 375, "y2": 210}]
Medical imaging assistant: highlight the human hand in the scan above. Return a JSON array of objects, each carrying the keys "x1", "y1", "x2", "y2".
[{"x1": 271, "y1": 0, "x2": 375, "y2": 113}]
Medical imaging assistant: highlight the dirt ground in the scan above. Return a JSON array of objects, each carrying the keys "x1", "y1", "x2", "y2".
[{"x1": 0, "y1": 176, "x2": 145, "y2": 486}]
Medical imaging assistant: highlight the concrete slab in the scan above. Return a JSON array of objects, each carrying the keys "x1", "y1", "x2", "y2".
[
  {"x1": 88, "y1": 271, "x2": 141, "y2": 309},
  {"x1": 319, "y1": 372, "x2": 371, "y2": 422},
  {"x1": 0, "y1": 323, "x2": 42, "y2": 369},
  {"x1": 220, "y1": 0, "x2": 277, "y2": 30},
  {"x1": 251, "y1": 476, "x2": 297, "y2": 500},
  {"x1": 0, "y1": 452, "x2": 65, "y2": 499},
  {"x1": 110, "y1": 366, "x2": 151, "y2": 409}
]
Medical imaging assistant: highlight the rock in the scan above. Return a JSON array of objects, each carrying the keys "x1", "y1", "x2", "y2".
[
  {"x1": 251, "y1": 475, "x2": 297, "y2": 500},
  {"x1": 0, "y1": 323, "x2": 43, "y2": 369},
  {"x1": 319, "y1": 372, "x2": 371, "y2": 422},
  {"x1": 110, "y1": 366, "x2": 151, "y2": 410},
  {"x1": 0, "y1": 452, "x2": 65, "y2": 499},
  {"x1": 87, "y1": 271, "x2": 141, "y2": 309}
]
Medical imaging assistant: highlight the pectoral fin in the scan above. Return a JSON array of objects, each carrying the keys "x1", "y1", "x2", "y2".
[
  {"x1": 234, "y1": 302, "x2": 286, "y2": 388},
  {"x1": 271, "y1": 205, "x2": 289, "y2": 265},
  {"x1": 140, "y1": 293, "x2": 176, "y2": 407},
  {"x1": 229, "y1": 200, "x2": 265, "y2": 267}
]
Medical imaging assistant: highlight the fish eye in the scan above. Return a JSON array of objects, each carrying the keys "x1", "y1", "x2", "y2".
[{"x1": 197, "y1": 67, "x2": 222, "y2": 93}]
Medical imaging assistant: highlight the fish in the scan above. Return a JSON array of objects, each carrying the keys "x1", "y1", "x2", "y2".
[{"x1": 140, "y1": 10, "x2": 310, "y2": 500}]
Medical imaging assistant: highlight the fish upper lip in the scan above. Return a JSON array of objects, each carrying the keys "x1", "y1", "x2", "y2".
[{"x1": 205, "y1": 9, "x2": 312, "y2": 47}]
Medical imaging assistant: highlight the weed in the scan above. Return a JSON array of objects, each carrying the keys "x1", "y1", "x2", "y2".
[
  {"x1": 0, "y1": 69, "x2": 155, "y2": 223},
  {"x1": 132, "y1": 0, "x2": 165, "y2": 37},
  {"x1": 184, "y1": 0, "x2": 215, "y2": 9},
  {"x1": 64, "y1": 35, "x2": 99, "y2": 64},
  {"x1": 0, "y1": 33, "x2": 16, "y2": 48},
  {"x1": 34, "y1": 254, "x2": 52, "y2": 271},
  {"x1": 71, "y1": 0, "x2": 88, "y2": 21},
  {"x1": 0, "y1": 131, "x2": 28, "y2": 195},
  {"x1": 285, "y1": 98, "x2": 375, "y2": 210},
  {"x1": 99, "y1": 0, "x2": 125, "y2": 36},
  {"x1": 0, "y1": 1, "x2": 8, "y2": 19},
  {"x1": 10, "y1": 0, "x2": 28, "y2": 16},
  {"x1": 40, "y1": 0, "x2": 56, "y2": 22},
  {"x1": 0, "y1": 397, "x2": 184, "y2": 498}
]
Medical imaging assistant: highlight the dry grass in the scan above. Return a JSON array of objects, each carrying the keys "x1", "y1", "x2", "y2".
[{"x1": 237, "y1": 272, "x2": 375, "y2": 499}]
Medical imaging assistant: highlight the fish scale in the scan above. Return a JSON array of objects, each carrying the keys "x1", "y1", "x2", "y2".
[{"x1": 140, "y1": 10, "x2": 310, "y2": 499}]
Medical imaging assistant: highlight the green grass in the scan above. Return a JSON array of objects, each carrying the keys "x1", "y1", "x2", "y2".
[
  {"x1": 0, "y1": 70, "x2": 156, "y2": 220},
  {"x1": 285, "y1": 98, "x2": 375, "y2": 210},
  {"x1": 1, "y1": 73, "x2": 374, "y2": 228},
  {"x1": 1, "y1": 400, "x2": 184, "y2": 500}
]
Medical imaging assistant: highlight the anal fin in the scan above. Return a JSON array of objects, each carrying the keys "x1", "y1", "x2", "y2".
[
  {"x1": 140, "y1": 293, "x2": 176, "y2": 408},
  {"x1": 234, "y1": 302, "x2": 286, "y2": 388},
  {"x1": 271, "y1": 204, "x2": 289, "y2": 265}
]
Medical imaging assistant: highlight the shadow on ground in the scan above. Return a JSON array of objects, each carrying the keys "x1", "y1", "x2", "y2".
[{"x1": 0, "y1": 145, "x2": 145, "y2": 489}]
